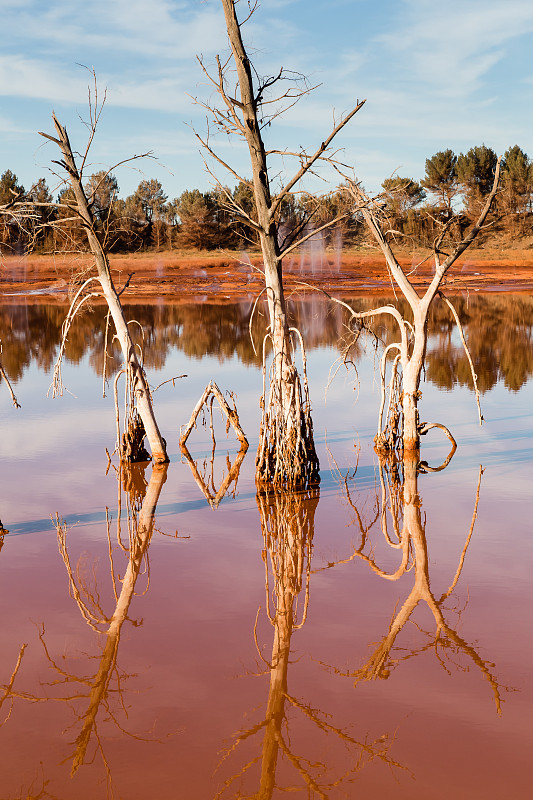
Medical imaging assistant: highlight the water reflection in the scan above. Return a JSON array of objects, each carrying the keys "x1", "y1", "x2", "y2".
[
  {"x1": 39, "y1": 462, "x2": 168, "y2": 788},
  {"x1": 181, "y1": 442, "x2": 248, "y2": 508},
  {"x1": 217, "y1": 486, "x2": 404, "y2": 798},
  {"x1": 324, "y1": 453, "x2": 505, "y2": 713},
  {"x1": 2, "y1": 293, "x2": 533, "y2": 391}
]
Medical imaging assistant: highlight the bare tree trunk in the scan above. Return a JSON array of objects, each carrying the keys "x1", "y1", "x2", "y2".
[
  {"x1": 401, "y1": 315, "x2": 426, "y2": 450},
  {"x1": 41, "y1": 116, "x2": 168, "y2": 463},
  {"x1": 346, "y1": 160, "x2": 500, "y2": 452},
  {"x1": 221, "y1": 0, "x2": 318, "y2": 487}
]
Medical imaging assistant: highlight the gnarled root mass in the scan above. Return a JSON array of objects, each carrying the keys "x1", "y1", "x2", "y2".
[
  {"x1": 256, "y1": 360, "x2": 320, "y2": 490},
  {"x1": 121, "y1": 411, "x2": 151, "y2": 463}
]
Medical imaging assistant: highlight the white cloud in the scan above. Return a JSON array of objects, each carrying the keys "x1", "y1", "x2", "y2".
[
  {"x1": 1, "y1": 0, "x2": 532, "y2": 198},
  {"x1": 0, "y1": 56, "x2": 89, "y2": 104},
  {"x1": 0, "y1": 56, "x2": 194, "y2": 114},
  {"x1": 1, "y1": 0, "x2": 226, "y2": 61},
  {"x1": 377, "y1": 0, "x2": 533, "y2": 98}
]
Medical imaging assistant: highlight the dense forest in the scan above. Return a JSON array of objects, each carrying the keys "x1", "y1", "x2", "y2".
[{"x1": 1, "y1": 144, "x2": 531, "y2": 255}]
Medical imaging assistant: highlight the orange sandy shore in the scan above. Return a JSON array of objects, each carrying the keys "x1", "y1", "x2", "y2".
[{"x1": 2, "y1": 249, "x2": 533, "y2": 303}]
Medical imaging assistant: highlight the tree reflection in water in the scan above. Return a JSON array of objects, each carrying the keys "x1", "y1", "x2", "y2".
[
  {"x1": 216, "y1": 486, "x2": 404, "y2": 799},
  {"x1": 34, "y1": 462, "x2": 168, "y2": 790},
  {"x1": 0, "y1": 523, "x2": 33, "y2": 795},
  {"x1": 2, "y1": 293, "x2": 533, "y2": 391},
  {"x1": 320, "y1": 448, "x2": 506, "y2": 713}
]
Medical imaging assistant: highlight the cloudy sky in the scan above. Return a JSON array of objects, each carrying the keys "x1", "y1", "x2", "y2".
[{"x1": 1, "y1": 0, "x2": 532, "y2": 200}]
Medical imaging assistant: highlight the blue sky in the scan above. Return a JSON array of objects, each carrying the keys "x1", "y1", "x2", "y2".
[{"x1": 1, "y1": 0, "x2": 532, "y2": 201}]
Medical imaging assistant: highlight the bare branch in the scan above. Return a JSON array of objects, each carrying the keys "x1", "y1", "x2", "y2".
[
  {"x1": 424, "y1": 157, "x2": 502, "y2": 304},
  {"x1": 271, "y1": 101, "x2": 366, "y2": 219}
]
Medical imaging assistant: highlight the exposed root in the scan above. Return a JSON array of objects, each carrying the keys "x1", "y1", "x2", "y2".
[
  {"x1": 256, "y1": 329, "x2": 319, "y2": 490},
  {"x1": 114, "y1": 365, "x2": 158, "y2": 463},
  {"x1": 121, "y1": 412, "x2": 150, "y2": 463}
]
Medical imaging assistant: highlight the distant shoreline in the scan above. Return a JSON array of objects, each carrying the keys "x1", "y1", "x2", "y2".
[{"x1": 2, "y1": 248, "x2": 533, "y2": 301}]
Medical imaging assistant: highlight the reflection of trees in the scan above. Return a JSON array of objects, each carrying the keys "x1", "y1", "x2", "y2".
[
  {"x1": 0, "y1": 521, "x2": 28, "y2": 733},
  {"x1": 2, "y1": 293, "x2": 533, "y2": 391},
  {"x1": 324, "y1": 453, "x2": 505, "y2": 713},
  {"x1": 0, "y1": 644, "x2": 27, "y2": 729},
  {"x1": 0, "y1": 462, "x2": 169, "y2": 795},
  {"x1": 425, "y1": 294, "x2": 533, "y2": 391},
  {"x1": 217, "y1": 487, "x2": 403, "y2": 799},
  {"x1": 48, "y1": 462, "x2": 168, "y2": 777}
]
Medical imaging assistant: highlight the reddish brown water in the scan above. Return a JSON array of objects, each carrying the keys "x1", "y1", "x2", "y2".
[{"x1": 0, "y1": 295, "x2": 532, "y2": 799}]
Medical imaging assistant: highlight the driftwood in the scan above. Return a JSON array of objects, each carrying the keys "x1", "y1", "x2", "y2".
[
  {"x1": 180, "y1": 381, "x2": 248, "y2": 448},
  {"x1": 179, "y1": 381, "x2": 249, "y2": 507}
]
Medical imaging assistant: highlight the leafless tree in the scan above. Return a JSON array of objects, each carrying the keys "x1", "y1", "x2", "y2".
[
  {"x1": 339, "y1": 161, "x2": 501, "y2": 453},
  {"x1": 195, "y1": 0, "x2": 365, "y2": 487},
  {"x1": 38, "y1": 85, "x2": 168, "y2": 463}
]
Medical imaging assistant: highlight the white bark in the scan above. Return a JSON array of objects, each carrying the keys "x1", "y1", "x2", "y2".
[
  {"x1": 40, "y1": 116, "x2": 168, "y2": 463},
  {"x1": 348, "y1": 160, "x2": 501, "y2": 451}
]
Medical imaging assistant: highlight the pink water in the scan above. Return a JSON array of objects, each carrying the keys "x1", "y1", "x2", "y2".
[{"x1": 0, "y1": 297, "x2": 531, "y2": 799}]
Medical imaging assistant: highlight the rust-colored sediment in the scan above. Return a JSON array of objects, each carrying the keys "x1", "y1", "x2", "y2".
[{"x1": 2, "y1": 249, "x2": 533, "y2": 303}]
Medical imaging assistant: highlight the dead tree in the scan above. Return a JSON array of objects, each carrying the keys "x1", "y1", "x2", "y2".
[
  {"x1": 196, "y1": 0, "x2": 365, "y2": 487},
  {"x1": 343, "y1": 160, "x2": 501, "y2": 453},
  {"x1": 179, "y1": 381, "x2": 248, "y2": 508},
  {"x1": 39, "y1": 111, "x2": 168, "y2": 463}
]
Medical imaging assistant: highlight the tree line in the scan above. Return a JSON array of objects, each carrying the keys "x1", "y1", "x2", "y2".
[{"x1": 1, "y1": 143, "x2": 531, "y2": 255}]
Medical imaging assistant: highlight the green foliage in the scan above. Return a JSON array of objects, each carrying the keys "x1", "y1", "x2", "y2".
[
  {"x1": 421, "y1": 149, "x2": 458, "y2": 208},
  {"x1": 133, "y1": 179, "x2": 168, "y2": 223},
  {"x1": 381, "y1": 177, "x2": 425, "y2": 211},
  {"x1": 175, "y1": 189, "x2": 221, "y2": 249},
  {"x1": 85, "y1": 171, "x2": 119, "y2": 222},
  {"x1": 379, "y1": 177, "x2": 425, "y2": 239},
  {"x1": 0, "y1": 169, "x2": 24, "y2": 205},
  {"x1": 456, "y1": 145, "x2": 498, "y2": 194},
  {"x1": 2, "y1": 137, "x2": 532, "y2": 253}
]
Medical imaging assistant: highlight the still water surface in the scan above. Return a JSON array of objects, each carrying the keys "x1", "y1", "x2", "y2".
[{"x1": 0, "y1": 294, "x2": 532, "y2": 799}]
